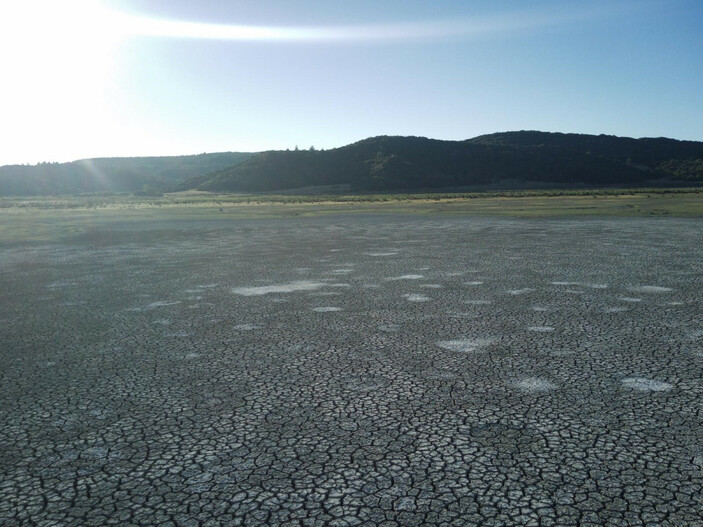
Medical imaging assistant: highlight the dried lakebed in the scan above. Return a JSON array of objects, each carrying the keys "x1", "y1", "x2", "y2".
[{"x1": 1, "y1": 215, "x2": 702, "y2": 526}]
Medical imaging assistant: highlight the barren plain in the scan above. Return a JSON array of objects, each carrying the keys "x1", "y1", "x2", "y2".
[{"x1": 1, "y1": 210, "x2": 702, "y2": 525}]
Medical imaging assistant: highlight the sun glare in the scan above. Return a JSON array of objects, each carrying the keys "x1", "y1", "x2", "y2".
[
  {"x1": 0, "y1": 0, "x2": 653, "y2": 165},
  {"x1": 0, "y1": 1, "x2": 124, "y2": 163}
]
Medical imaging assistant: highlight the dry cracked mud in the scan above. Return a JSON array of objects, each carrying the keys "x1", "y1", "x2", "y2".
[{"x1": 1, "y1": 215, "x2": 702, "y2": 526}]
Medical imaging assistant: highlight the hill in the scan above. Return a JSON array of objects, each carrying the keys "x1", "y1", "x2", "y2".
[
  {"x1": 470, "y1": 131, "x2": 703, "y2": 181},
  {"x1": 2, "y1": 132, "x2": 701, "y2": 196},
  {"x1": 192, "y1": 132, "x2": 703, "y2": 193},
  {"x1": 0, "y1": 152, "x2": 253, "y2": 196}
]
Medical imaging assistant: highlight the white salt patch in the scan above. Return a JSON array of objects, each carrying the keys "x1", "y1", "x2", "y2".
[
  {"x1": 183, "y1": 289, "x2": 203, "y2": 293},
  {"x1": 47, "y1": 281, "x2": 77, "y2": 289},
  {"x1": 667, "y1": 301, "x2": 684, "y2": 306},
  {"x1": 552, "y1": 281, "x2": 579, "y2": 286},
  {"x1": 588, "y1": 284, "x2": 609, "y2": 289},
  {"x1": 313, "y1": 307, "x2": 341, "y2": 312},
  {"x1": 605, "y1": 307, "x2": 628, "y2": 313},
  {"x1": 196, "y1": 284, "x2": 218, "y2": 288},
  {"x1": 148, "y1": 301, "x2": 180, "y2": 308},
  {"x1": 528, "y1": 326, "x2": 555, "y2": 332},
  {"x1": 365, "y1": 252, "x2": 399, "y2": 256},
  {"x1": 446, "y1": 272, "x2": 464, "y2": 276},
  {"x1": 619, "y1": 297, "x2": 642, "y2": 303},
  {"x1": 127, "y1": 301, "x2": 181, "y2": 312},
  {"x1": 532, "y1": 306, "x2": 548, "y2": 312},
  {"x1": 232, "y1": 281, "x2": 325, "y2": 296},
  {"x1": 390, "y1": 274, "x2": 424, "y2": 280},
  {"x1": 404, "y1": 294, "x2": 431, "y2": 302},
  {"x1": 331, "y1": 269, "x2": 354, "y2": 274},
  {"x1": 153, "y1": 319, "x2": 171, "y2": 325},
  {"x1": 437, "y1": 339, "x2": 492, "y2": 353},
  {"x1": 621, "y1": 377, "x2": 673, "y2": 392},
  {"x1": 507, "y1": 288, "x2": 534, "y2": 295},
  {"x1": 421, "y1": 284, "x2": 444, "y2": 289},
  {"x1": 464, "y1": 300, "x2": 491, "y2": 305},
  {"x1": 514, "y1": 377, "x2": 557, "y2": 393},
  {"x1": 186, "y1": 353, "x2": 200, "y2": 359},
  {"x1": 465, "y1": 281, "x2": 484, "y2": 286},
  {"x1": 628, "y1": 286, "x2": 673, "y2": 293},
  {"x1": 416, "y1": 267, "x2": 431, "y2": 271},
  {"x1": 233, "y1": 324, "x2": 261, "y2": 330}
]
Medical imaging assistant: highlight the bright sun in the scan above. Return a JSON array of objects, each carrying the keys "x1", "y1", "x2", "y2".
[{"x1": 0, "y1": 1, "x2": 125, "y2": 163}]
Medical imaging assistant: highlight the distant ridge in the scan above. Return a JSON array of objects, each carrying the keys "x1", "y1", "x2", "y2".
[
  {"x1": 0, "y1": 152, "x2": 253, "y2": 196},
  {"x1": 1, "y1": 132, "x2": 702, "y2": 196},
  {"x1": 190, "y1": 132, "x2": 703, "y2": 193}
]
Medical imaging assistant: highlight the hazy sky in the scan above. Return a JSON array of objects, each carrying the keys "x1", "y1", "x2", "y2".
[{"x1": 0, "y1": 0, "x2": 701, "y2": 165}]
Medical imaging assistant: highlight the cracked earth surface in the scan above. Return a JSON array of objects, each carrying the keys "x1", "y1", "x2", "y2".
[{"x1": 1, "y1": 215, "x2": 702, "y2": 526}]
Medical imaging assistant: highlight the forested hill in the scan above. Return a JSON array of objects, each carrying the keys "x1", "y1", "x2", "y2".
[
  {"x1": 2, "y1": 132, "x2": 702, "y2": 196},
  {"x1": 190, "y1": 132, "x2": 703, "y2": 192},
  {"x1": 0, "y1": 152, "x2": 253, "y2": 196},
  {"x1": 469, "y1": 131, "x2": 703, "y2": 180}
]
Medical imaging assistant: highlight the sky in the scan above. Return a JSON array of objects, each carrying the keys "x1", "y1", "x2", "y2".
[{"x1": 0, "y1": 0, "x2": 701, "y2": 166}]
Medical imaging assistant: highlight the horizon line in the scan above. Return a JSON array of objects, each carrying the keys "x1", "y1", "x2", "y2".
[{"x1": 3, "y1": 129, "x2": 700, "y2": 167}]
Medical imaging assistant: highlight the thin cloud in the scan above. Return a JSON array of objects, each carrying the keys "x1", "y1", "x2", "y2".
[{"x1": 108, "y1": 4, "x2": 642, "y2": 43}]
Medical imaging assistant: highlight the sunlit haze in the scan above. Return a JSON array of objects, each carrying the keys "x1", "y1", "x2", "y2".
[{"x1": 0, "y1": 0, "x2": 701, "y2": 165}]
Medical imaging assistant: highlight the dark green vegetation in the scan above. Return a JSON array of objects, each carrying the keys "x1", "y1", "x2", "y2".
[
  {"x1": 0, "y1": 152, "x2": 253, "y2": 196},
  {"x1": 2, "y1": 131, "x2": 702, "y2": 196},
  {"x1": 1, "y1": 189, "x2": 701, "y2": 247},
  {"x1": 196, "y1": 132, "x2": 703, "y2": 192}
]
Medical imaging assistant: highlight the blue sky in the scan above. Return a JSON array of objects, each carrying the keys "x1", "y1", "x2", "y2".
[{"x1": 0, "y1": 0, "x2": 701, "y2": 165}]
